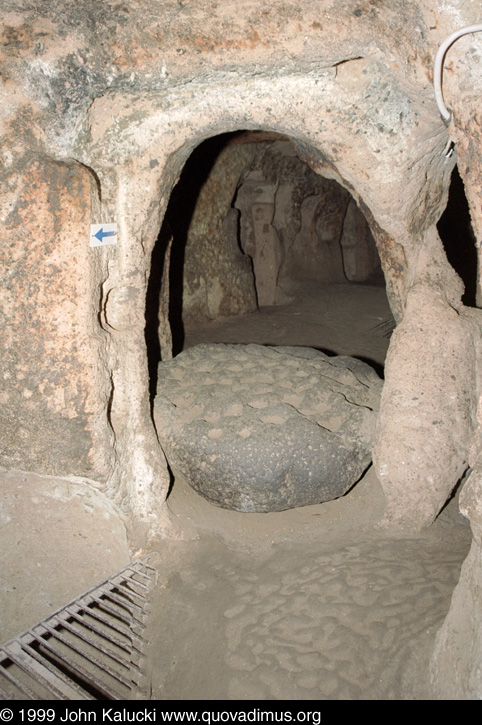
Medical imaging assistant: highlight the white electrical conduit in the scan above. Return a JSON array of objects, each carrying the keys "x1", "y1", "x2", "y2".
[{"x1": 434, "y1": 24, "x2": 482, "y2": 125}]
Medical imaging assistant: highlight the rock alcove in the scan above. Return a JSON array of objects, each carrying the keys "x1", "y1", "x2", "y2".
[{"x1": 146, "y1": 131, "x2": 390, "y2": 511}]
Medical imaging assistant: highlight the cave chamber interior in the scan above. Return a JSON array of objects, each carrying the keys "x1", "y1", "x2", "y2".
[
  {"x1": 144, "y1": 135, "x2": 477, "y2": 386},
  {"x1": 145, "y1": 131, "x2": 476, "y2": 509},
  {"x1": 138, "y1": 134, "x2": 475, "y2": 701},
  {"x1": 1, "y1": 133, "x2": 476, "y2": 705},
  {"x1": 146, "y1": 131, "x2": 393, "y2": 397}
]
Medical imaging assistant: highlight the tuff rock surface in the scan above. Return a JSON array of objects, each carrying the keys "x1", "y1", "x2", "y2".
[
  {"x1": 1, "y1": 0, "x2": 478, "y2": 528},
  {"x1": 154, "y1": 344, "x2": 382, "y2": 512},
  {"x1": 2, "y1": 0, "x2": 482, "y2": 696}
]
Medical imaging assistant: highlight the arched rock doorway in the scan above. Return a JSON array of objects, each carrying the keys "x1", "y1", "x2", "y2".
[
  {"x1": 146, "y1": 131, "x2": 391, "y2": 399},
  {"x1": 146, "y1": 131, "x2": 392, "y2": 513}
]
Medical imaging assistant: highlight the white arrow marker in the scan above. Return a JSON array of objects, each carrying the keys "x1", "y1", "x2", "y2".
[{"x1": 90, "y1": 223, "x2": 117, "y2": 247}]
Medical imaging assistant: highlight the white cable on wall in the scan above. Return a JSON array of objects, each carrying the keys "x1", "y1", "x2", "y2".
[{"x1": 434, "y1": 24, "x2": 482, "y2": 125}]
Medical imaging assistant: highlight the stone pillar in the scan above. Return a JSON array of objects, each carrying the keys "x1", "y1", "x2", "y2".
[
  {"x1": 235, "y1": 171, "x2": 282, "y2": 307},
  {"x1": 340, "y1": 198, "x2": 382, "y2": 282},
  {"x1": 373, "y1": 284, "x2": 477, "y2": 530},
  {"x1": 430, "y1": 463, "x2": 482, "y2": 699},
  {"x1": 0, "y1": 154, "x2": 112, "y2": 479},
  {"x1": 429, "y1": 91, "x2": 482, "y2": 700}
]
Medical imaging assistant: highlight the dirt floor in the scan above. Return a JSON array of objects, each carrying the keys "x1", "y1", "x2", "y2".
[
  {"x1": 183, "y1": 280, "x2": 393, "y2": 373},
  {"x1": 0, "y1": 469, "x2": 131, "y2": 643},
  {"x1": 148, "y1": 467, "x2": 469, "y2": 700},
  {"x1": 0, "y1": 280, "x2": 473, "y2": 700}
]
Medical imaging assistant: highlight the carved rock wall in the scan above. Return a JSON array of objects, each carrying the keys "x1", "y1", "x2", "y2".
[
  {"x1": 431, "y1": 464, "x2": 482, "y2": 699},
  {"x1": 429, "y1": 53, "x2": 482, "y2": 700},
  {"x1": 2, "y1": 0, "x2": 482, "y2": 695},
  {"x1": 167, "y1": 137, "x2": 257, "y2": 326},
  {"x1": 179, "y1": 136, "x2": 382, "y2": 318},
  {"x1": 373, "y1": 282, "x2": 479, "y2": 530},
  {"x1": 0, "y1": 154, "x2": 112, "y2": 479},
  {"x1": 0, "y1": 1, "x2": 481, "y2": 554},
  {"x1": 234, "y1": 139, "x2": 381, "y2": 301}
]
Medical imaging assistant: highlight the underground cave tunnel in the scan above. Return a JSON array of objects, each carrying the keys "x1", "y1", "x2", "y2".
[
  {"x1": 145, "y1": 130, "x2": 393, "y2": 406},
  {"x1": 144, "y1": 131, "x2": 394, "y2": 514},
  {"x1": 143, "y1": 131, "x2": 477, "y2": 516},
  {"x1": 2, "y1": 0, "x2": 482, "y2": 700},
  {"x1": 145, "y1": 133, "x2": 477, "y2": 395}
]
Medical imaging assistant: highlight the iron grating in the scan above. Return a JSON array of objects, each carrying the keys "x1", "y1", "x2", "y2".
[{"x1": 0, "y1": 552, "x2": 159, "y2": 701}]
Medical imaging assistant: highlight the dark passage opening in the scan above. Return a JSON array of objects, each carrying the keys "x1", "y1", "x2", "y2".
[
  {"x1": 145, "y1": 137, "x2": 225, "y2": 401},
  {"x1": 437, "y1": 165, "x2": 477, "y2": 307}
]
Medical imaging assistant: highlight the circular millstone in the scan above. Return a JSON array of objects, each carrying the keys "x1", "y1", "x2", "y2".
[{"x1": 154, "y1": 343, "x2": 383, "y2": 512}]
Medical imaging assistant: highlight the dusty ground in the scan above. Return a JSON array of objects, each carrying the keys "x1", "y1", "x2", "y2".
[
  {"x1": 0, "y1": 469, "x2": 131, "y2": 643},
  {"x1": 148, "y1": 467, "x2": 469, "y2": 700},
  {"x1": 183, "y1": 280, "x2": 392, "y2": 374},
  {"x1": 0, "y1": 281, "x2": 472, "y2": 699}
]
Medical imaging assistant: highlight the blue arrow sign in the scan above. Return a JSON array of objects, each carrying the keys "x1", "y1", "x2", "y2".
[
  {"x1": 90, "y1": 223, "x2": 117, "y2": 248},
  {"x1": 94, "y1": 227, "x2": 116, "y2": 243}
]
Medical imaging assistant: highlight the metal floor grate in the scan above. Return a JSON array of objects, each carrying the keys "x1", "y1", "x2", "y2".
[{"x1": 0, "y1": 552, "x2": 158, "y2": 700}]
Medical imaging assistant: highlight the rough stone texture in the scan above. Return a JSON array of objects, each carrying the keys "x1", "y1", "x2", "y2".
[
  {"x1": 373, "y1": 283, "x2": 479, "y2": 530},
  {"x1": 0, "y1": 150, "x2": 169, "y2": 546},
  {"x1": 0, "y1": 154, "x2": 111, "y2": 479},
  {"x1": 1, "y1": 0, "x2": 482, "y2": 603},
  {"x1": 167, "y1": 138, "x2": 257, "y2": 324},
  {"x1": 430, "y1": 463, "x2": 482, "y2": 699},
  {"x1": 154, "y1": 344, "x2": 382, "y2": 512},
  {"x1": 428, "y1": 29, "x2": 482, "y2": 699}
]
